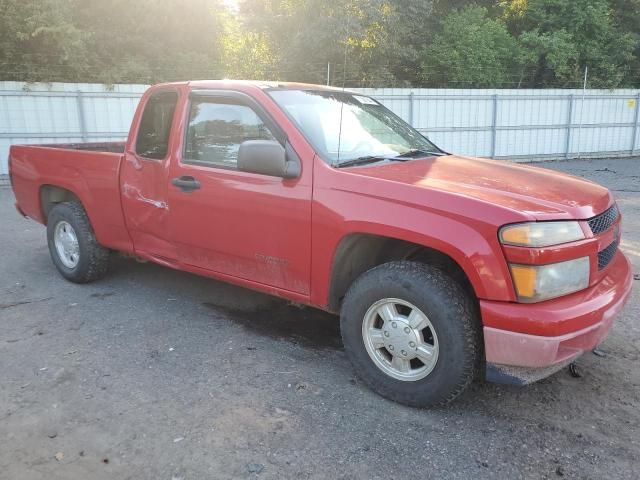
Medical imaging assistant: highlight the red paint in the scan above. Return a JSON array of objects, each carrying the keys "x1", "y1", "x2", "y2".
[
  {"x1": 120, "y1": 85, "x2": 183, "y2": 264},
  {"x1": 10, "y1": 144, "x2": 133, "y2": 253},
  {"x1": 482, "y1": 249, "x2": 632, "y2": 336},
  {"x1": 484, "y1": 252, "x2": 632, "y2": 368},
  {"x1": 500, "y1": 214, "x2": 622, "y2": 289},
  {"x1": 9, "y1": 81, "x2": 633, "y2": 374}
]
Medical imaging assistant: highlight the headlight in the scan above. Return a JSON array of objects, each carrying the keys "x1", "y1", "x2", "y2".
[
  {"x1": 509, "y1": 257, "x2": 590, "y2": 302},
  {"x1": 500, "y1": 221, "x2": 585, "y2": 247}
]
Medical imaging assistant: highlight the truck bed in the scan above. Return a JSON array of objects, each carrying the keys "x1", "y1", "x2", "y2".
[
  {"x1": 9, "y1": 143, "x2": 133, "y2": 253},
  {"x1": 39, "y1": 141, "x2": 126, "y2": 153}
]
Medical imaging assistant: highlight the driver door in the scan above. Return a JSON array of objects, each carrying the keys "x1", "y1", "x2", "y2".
[{"x1": 168, "y1": 91, "x2": 312, "y2": 295}]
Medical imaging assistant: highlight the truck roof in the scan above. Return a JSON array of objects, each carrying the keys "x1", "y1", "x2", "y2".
[{"x1": 153, "y1": 79, "x2": 358, "y2": 94}]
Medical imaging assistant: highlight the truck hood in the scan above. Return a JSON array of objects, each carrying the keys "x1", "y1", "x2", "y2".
[{"x1": 347, "y1": 155, "x2": 612, "y2": 220}]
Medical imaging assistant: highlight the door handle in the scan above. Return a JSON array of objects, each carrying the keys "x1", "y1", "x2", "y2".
[{"x1": 171, "y1": 176, "x2": 201, "y2": 193}]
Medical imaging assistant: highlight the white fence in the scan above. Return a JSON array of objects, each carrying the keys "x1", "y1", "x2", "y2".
[
  {"x1": 0, "y1": 82, "x2": 146, "y2": 176},
  {"x1": 1, "y1": 82, "x2": 639, "y2": 175},
  {"x1": 359, "y1": 87, "x2": 640, "y2": 161}
]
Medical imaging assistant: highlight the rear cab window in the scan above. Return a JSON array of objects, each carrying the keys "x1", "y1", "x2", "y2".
[{"x1": 135, "y1": 91, "x2": 179, "y2": 160}]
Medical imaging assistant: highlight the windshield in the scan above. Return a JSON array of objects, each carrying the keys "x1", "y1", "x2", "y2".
[{"x1": 267, "y1": 89, "x2": 442, "y2": 166}]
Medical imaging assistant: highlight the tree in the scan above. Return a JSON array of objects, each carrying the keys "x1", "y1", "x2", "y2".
[
  {"x1": 0, "y1": 0, "x2": 639, "y2": 87},
  {"x1": 235, "y1": 0, "x2": 398, "y2": 86},
  {"x1": 220, "y1": 12, "x2": 279, "y2": 80},
  {"x1": 70, "y1": 0, "x2": 225, "y2": 83},
  {"x1": 363, "y1": 0, "x2": 436, "y2": 86},
  {"x1": 514, "y1": 0, "x2": 637, "y2": 87},
  {"x1": 420, "y1": 6, "x2": 524, "y2": 87},
  {"x1": 0, "y1": 0, "x2": 226, "y2": 83},
  {"x1": 0, "y1": 0, "x2": 88, "y2": 82},
  {"x1": 604, "y1": 0, "x2": 640, "y2": 86}
]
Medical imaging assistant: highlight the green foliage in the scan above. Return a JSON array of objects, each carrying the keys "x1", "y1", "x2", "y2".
[
  {"x1": 420, "y1": 6, "x2": 524, "y2": 87},
  {"x1": 515, "y1": 0, "x2": 637, "y2": 87},
  {"x1": 1, "y1": 0, "x2": 224, "y2": 83},
  {"x1": 235, "y1": 0, "x2": 398, "y2": 86},
  {"x1": 220, "y1": 12, "x2": 278, "y2": 80},
  {"x1": 0, "y1": 0, "x2": 638, "y2": 87},
  {"x1": 610, "y1": 0, "x2": 640, "y2": 80},
  {"x1": 71, "y1": 0, "x2": 225, "y2": 83},
  {"x1": 0, "y1": 0, "x2": 87, "y2": 81}
]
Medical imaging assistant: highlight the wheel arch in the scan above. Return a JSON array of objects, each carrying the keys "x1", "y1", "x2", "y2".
[
  {"x1": 327, "y1": 232, "x2": 480, "y2": 313},
  {"x1": 40, "y1": 184, "x2": 83, "y2": 224}
]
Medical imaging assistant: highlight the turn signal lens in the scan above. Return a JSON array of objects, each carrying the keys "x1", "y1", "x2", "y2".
[
  {"x1": 500, "y1": 221, "x2": 584, "y2": 247},
  {"x1": 509, "y1": 257, "x2": 590, "y2": 302},
  {"x1": 510, "y1": 265, "x2": 537, "y2": 298}
]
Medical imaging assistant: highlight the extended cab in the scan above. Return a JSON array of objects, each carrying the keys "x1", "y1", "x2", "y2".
[{"x1": 9, "y1": 81, "x2": 633, "y2": 406}]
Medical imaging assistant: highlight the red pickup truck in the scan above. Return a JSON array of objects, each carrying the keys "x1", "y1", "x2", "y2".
[{"x1": 9, "y1": 81, "x2": 633, "y2": 406}]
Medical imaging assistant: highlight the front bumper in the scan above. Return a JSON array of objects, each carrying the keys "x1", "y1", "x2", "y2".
[{"x1": 481, "y1": 250, "x2": 633, "y2": 384}]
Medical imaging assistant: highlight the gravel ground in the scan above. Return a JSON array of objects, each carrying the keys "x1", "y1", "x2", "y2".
[{"x1": 1, "y1": 157, "x2": 638, "y2": 480}]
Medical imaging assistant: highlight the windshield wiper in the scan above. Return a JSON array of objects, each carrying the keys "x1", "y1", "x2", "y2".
[
  {"x1": 335, "y1": 155, "x2": 393, "y2": 168},
  {"x1": 395, "y1": 149, "x2": 446, "y2": 158},
  {"x1": 336, "y1": 149, "x2": 445, "y2": 168}
]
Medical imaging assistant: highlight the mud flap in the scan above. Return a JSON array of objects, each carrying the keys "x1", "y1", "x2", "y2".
[{"x1": 486, "y1": 356, "x2": 578, "y2": 386}]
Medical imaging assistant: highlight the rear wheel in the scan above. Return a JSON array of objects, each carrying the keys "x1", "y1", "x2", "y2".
[
  {"x1": 340, "y1": 261, "x2": 481, "y2": 407},
  {"x1": 47, "y1": 201, "x2": 110, "y2": 283}
]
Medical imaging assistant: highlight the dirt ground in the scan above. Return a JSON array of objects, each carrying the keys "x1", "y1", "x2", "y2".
[{"x1": 1, "y1": 157, "x2": 638, "y2": 480}]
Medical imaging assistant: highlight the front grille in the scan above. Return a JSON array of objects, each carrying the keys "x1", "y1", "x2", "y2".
[
  {"x1": 588, "y1": 204, "x2": 619, "y2": 235},
  {"x1": 598, "y1": 239, "x2": 619, "y2": 270}
]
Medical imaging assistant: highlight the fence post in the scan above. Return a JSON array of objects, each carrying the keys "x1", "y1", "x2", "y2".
[
  {"x1": 565, "y1": 94, "x2": 574, "y2": 159},
  {"x1": 76, "y1": 90, "x2": 88, "y2": 143},
  {"x1": 631, "y1": 92, "x2": 640, "y2": 156},
  {"x1": 408, "y1": 92, "x2": 415, "y2": 127},
  {"x1": 490, "y1": 94, "x2": 498, "y2": 159}
]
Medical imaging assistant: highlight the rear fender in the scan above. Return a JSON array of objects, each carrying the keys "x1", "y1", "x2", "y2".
[{"x1": 38, "y1": 167, "x2": 93, "y2": 225}]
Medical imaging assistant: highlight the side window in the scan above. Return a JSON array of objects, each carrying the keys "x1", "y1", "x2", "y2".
[
  {"x1": 184, "y1": 99, "x2": 277, "y2": 168},
  {"x1": 135, "y1": 91, "x2": 178, "y2": 160}
]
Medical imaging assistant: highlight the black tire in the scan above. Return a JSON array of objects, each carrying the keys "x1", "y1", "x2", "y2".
[
  {"x1": 340, "y1": 261, "x2": 481, "y2": 407},
  {"x1": 46, "y1": 201, "x2": 110, "y2": 283}
]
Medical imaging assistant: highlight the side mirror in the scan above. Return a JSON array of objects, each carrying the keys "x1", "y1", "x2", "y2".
[{"x1": 237, "y1": 140, "x2": 300, "y2": 179}]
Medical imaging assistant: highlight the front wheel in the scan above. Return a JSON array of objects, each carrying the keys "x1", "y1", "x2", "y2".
[
  {"x1": 46, "y1": 201, "x2": 110, "y2": 283},
  {"x1": 340, "y1": 261, "x2": 481, "y2": 407}
]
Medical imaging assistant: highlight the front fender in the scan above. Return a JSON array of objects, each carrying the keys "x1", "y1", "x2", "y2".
[
  {"x1": 310, "y1": 188, "x2": 517, "y2": 308},
  {"x1": 344, "y1": 218, "x2": 511, "y2": 300}
]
